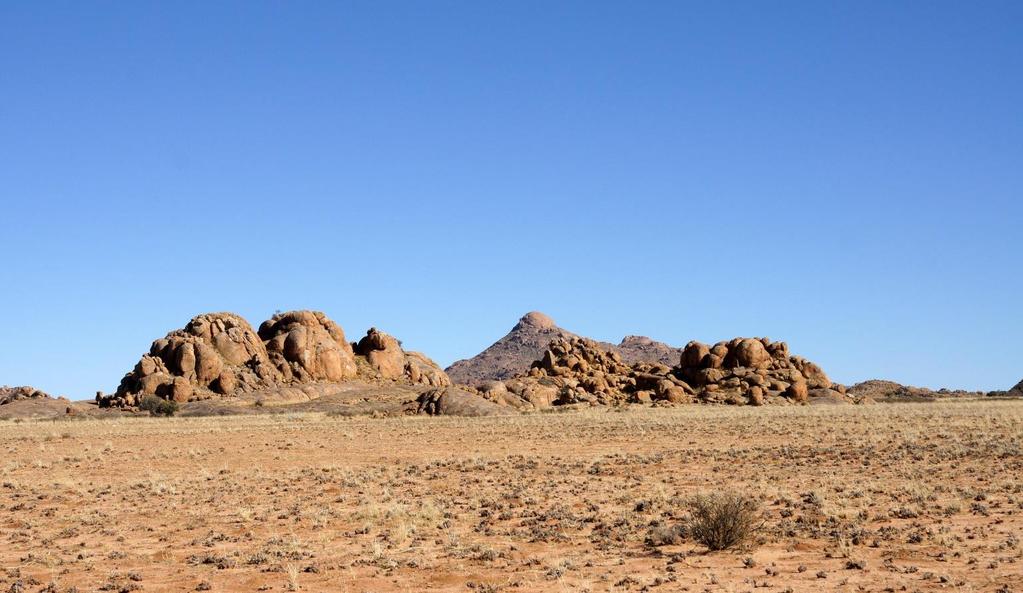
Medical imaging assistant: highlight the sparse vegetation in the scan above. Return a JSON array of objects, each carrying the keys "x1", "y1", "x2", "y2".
[{"x1": 0, "y1": 401, "x2": 1020, "y2": 591}]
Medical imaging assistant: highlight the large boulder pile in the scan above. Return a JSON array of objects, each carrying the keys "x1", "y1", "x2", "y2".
[
  {"x1": 101, "y1": 311, "x2": 450, "y2": 408},
  {"x1": 676, "y1": 337, "x2": 844, "y2": 405},
  {"x1": 479, "y1": 336, "x2": 695, "y2": 409},
  {"x1": 477, "y1": 335, "x2": 848, "y2": 409},
  {"x1": 354, "y1": 327, "x2": 451, "y2": 387},
  {"x1": 259, "y1": 311, "x2": 358, "y2": 383},
  {"x1": 0, "y1": 386, "x2": 53, "y2": 406},
  {"x1": 106, "y1": 312, "x2": 277, "y2": 407}
]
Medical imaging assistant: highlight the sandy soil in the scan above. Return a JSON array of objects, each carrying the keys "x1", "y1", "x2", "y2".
[{"x1": 1, "y1": 401, "x2": 1021, "y2": 592}]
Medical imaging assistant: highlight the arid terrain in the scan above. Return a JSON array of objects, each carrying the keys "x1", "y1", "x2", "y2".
[{"x1": 2, "y1": 401, "x2": 1021, "y2": 593}]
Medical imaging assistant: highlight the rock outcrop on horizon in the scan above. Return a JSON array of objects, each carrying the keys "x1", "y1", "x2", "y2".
[
  {"x1": 846, "y1": 379, "x2": 989, "y2": 401},
  {"x1": 101, "y1": 311, "x2": 450, "y2": 408},
  {"x1": 445, "y1": 311, "x2": 683, "y2": 386},
  {"x1": 0, "y1": 386, "x2": 53, "y2": 406},
  {"x1": 473, "y1": 334, "x2": 854, "y2": 410}
]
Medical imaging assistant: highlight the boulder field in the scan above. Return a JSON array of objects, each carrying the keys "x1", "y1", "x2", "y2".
[
  {"x1": 472, "y1": 335, "x2": 861, "y2": 410},
  {"x1": 99, "y1": 311, "x2": 450, "y2": 408}
]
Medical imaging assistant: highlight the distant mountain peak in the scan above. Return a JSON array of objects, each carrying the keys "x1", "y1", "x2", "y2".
[
  {"x1": 514, "y1": 311, "x2": 558, "y2": 331},
  {"x1": 445, "y1": 312, "x2": 683, "y2": 386}
]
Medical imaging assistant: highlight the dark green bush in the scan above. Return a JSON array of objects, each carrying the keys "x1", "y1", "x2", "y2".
[{"x1": 139, "y1": 395, "x2": 179, "y2": 417}]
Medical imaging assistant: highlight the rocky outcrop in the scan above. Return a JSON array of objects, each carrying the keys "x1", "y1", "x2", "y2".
[
  {"x1": 446, "y1": 311, "x2": 684, "y2": 386},
  {"x1": 0, "y1": 386, "x2": 53, "y2": 406},
  {"x1": 847, "y1": 379, "x2": 988, "y2": 401},
  {"x1": 676, "y1": 337, "x2": 844, "y2": 405},
  {"x1": 403, "y1": 351, "x2": 452, "y2": 387},
  {"x1": 105, "y1": 312, "x2": 279, "y2": 407},
  {"x1": 259, "y1": 310, "x2": 358, "y2": 383},
  {"x1": 475, "y1": 336, "x2": 695, "y2": 410},
  {"x1": 355, "y1": 328, "x2": 406, "y2": 379},
  {"x1": 412, "y1": 387, "x2": 513, "y2": 417},
  {"x1": 354, "y1": 328, "x2": 451, "y2": 387},
  {"x1": 101, "y1": 311, "x2": 450, "y2": 408},
  {"x1": 477, "y1": 335, "x2": 848, "y2": 409}
]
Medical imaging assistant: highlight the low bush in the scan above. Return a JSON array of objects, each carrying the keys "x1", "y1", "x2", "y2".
[
  {"x1": 139, "y1": 396, "x2": 179, "y2": 417},
  {"x1": 687, "y1": 491, "x2": 761, "y2": 551}
]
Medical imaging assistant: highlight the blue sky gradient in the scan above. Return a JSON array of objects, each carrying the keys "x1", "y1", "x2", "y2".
[{"x1": 2, "y1": 1, "x2": 1021, "y2": 397}]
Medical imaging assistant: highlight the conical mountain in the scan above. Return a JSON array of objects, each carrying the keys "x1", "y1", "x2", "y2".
[{"x1": 445, "y1": 312, "x2": 683, "y2": 386}]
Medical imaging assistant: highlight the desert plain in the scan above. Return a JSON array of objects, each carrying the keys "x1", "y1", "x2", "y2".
[{"x1": 2, "y1": 400, "x2": 1021, "y2": 593}]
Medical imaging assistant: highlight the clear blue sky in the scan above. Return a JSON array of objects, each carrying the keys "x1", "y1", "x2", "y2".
[{"x1": 2, "y1": 1, "x2": 1020, "y2": 398}]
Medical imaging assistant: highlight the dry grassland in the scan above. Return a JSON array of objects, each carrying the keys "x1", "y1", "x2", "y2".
[{"x1": 1, "y1": 401, "x2": 1021, "y2": 592}]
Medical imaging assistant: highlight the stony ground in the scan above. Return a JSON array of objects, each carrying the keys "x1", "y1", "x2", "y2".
[{"x1": 1, "y1": 402, "x2": 1021, "y2": 593}]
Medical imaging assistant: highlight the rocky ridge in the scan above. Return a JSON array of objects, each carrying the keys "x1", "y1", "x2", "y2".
[
  {"x1": 100, "y1": 311, "x2": 450, "y2": 408},
  {"x1": 846, "y1": 379, "x2": 987, "y2": 401}
]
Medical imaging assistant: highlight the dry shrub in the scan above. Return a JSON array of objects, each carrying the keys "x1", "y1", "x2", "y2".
[
  {"x1": 687, "y1": 491, "x2": 761, "y2": 551},
  {"x1": 645, "y1": 523, "x2": 687, "y2": 546}
]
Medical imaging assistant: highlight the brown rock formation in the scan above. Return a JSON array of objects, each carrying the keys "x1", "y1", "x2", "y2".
[
  {"x1": 102, "y1": 311, "x2": 450, "y2": 408},
  {"x1": 846, "y1": 379, "x2": 987, "y2": 401},
  {"x1": 0, "y1": 386, "x2": 53, "y2": 406},
  {"x1": 354, "y1": 328, "x2": 451, "y2": 387},
  {"x1": 107, "y1": 312, "x2": 280, "y2": 407},
  {"x1": 677, "y1": 337, "x2": 844, "y2": 404},
  {"x1": 482, "y1": 335, "x2": 846, "y2": 409},
  {"x1": 259, "y1": 310, "x2": 358, "y2": 383},
  {"x1": 412, "y1": 387, "x2": 513, "y2": 417},
  {"x1": 483, "y1": 336, "x2": 695, "y2": 410}
]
